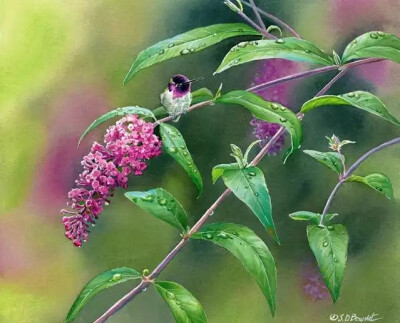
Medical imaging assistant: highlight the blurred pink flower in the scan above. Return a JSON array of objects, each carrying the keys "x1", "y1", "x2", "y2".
[
  {"x1": 302, "y1": 263, "x2": 330, "y2": 301},
  {"x1": 249, "y1": 59, "x2": 301, "y2": 155},
  {"x1": 61, "y1": 115, "x2": 162, "y2": 247}
]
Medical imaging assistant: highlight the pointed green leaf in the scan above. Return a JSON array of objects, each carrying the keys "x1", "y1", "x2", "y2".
[
  {"x1": 303, "y1": 150, "x2": 344, "y2": 174},
  {"x1": 123, "y1": 23, "x2": 260, "y2": 84},
  {"x1": 300, "y1": 91, "x2": 400, "y2": 126},
  {"x1": 212, "y1": 163, "x2": 239, "y2": 184},
  {"x1": 125, "y1": 188, "x2": 188, "y2": 233},
  {"x1": 66, "y1": 267, "x2": 141, "y2": 323},
  {"x1": 289, "y1": 211, "x2": 338, "y2": 225},
  {"x1": 153, "y1": 87, "x2": 214, "y2": 119},
  {"x1": 220, "y1": 166, "x2": 279, "y2": 243},
  {"x1": 346, "y1": 173, "x2": 394, "y2": 199},
  {"x1": 160, "y1": 123, "x2": 203, "y2": 197},
  {"x1": 216, "y1": 90, "x2": 302, "y2": 162},
  {"x1": 78, "y1": 106, "x2": 155, "y2": 145},
  {"x1": 342, "y1": 31, "x2": 400, "y2": 64},
  {"x1": 215, "y1": 37, "x2": 334, "y2": 74},
  {"x1": 155, "y1": 281, "x2": 207, "y2": 323},
  {"x1": 191, "y1": 222, "x2": 277, "y2": 316},
  {"x1": 307, "y1": 224, "x2": 349, "y2": 302}
]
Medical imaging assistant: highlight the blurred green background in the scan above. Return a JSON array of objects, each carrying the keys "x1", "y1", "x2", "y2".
[{"x1": 1, "y1": 0, "x2": 400, "y2": 322}]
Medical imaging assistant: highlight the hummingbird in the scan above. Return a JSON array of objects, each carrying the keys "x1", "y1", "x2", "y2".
[{"x1": 160, "y1": 74, "x2": 203, "y2": 122}]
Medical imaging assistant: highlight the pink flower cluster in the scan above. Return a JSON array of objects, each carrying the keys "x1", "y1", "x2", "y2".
[
  {"x1": 61, "y1": 115, "x2": 162, "y2": 247},
  {"x1": 302, "y1": 264, "x2": 329, "y2": 301}
]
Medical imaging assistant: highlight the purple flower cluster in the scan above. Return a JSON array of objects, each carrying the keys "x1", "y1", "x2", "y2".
[
  {"x1": 302, "y1": 264, "x2": 329, "y2": 301},
  {"x1": 61, "y1": 115, "x2": 162, "y2": 247},
  {"x1": 250, "y1": 59, "x2": 299, "y2": 155}
]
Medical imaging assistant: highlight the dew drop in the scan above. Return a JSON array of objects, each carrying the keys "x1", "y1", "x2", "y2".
[
  {"x1": 193, "y1": 169, "x2": 198, "y2": 173},
  {"x1": 168, "y1": 43, "x2": 175, "y2": 48},
  {"x1": 254, "y1": 41, "x2": 259, "y2": 46},
  {"x1": 248, "y1": 171, "x2": 256, "y2": 176},
  {"x1": 280, "y1": 117, "x2": 287, "y2": 123},
  {"x1": 213, "y1": 33, "x2": 217, "y2": 37},
  {"x1": 376, "y1": 109, "x2": 382, "y2": 114},
  {"x1": 323, "y1": 157, "x2": 328, "y2": 161},
  {"x1": 169, "y1": 147, "x2": 177, "y2": 153},
  {"x1": 334, "y1": 257, "x2": 338, "y2": 263},
  {"x1": 183, "y1": 151, "x2": 188, "y2": 156},
  {"x1": 354, "y1": 93, "x2": 360, "y2": 99},
  {"x1": 271, "y1": 103, "x2": 279, "y2": 110},
  {"x1": 237, "y1": 42, "x2": 247, "y2": 48},
  {"x1": 180, "y1": 145, "x2": 186, "y2": 150},
  {"x1": 141, "y1": 195, "x2": 154, "y2": 202},
  {"x1": 180, "y1": 49, "x2": 190, "y2": 55},
  {"x1": 352, "y1": 40, "x2": 358, "y2": 45},
  {"x1": 230, "y1": 47, "x2": 237, "y2": 52},
  {"x1": 375, "y1": 186, "x2": 383, "y2": 191},
  {"x1": 158, "y1": 49, "x2": 165, "y2": 55},
  {"x1": 204, "y1": 233, "x2": 213, "y2": 239},
  {"x1": 333, "y1": 162, "x2": 337, "y2": 166},
  {"x1": 218, "y1": 232, "x2": 228, "y2": 239},
  {"x1": 305, "y1": 49, "x2": 311, "y2": 53},
  {"x1": 190, "y1": 48, "x2": 195, "y2": 53},
  {"x1": 238, "y1": 28, "x2": 244, "y2": 32},
  {"x1": 255, "y1": 192, "x2": 259, "y2": 197},
  {"x1": 275, "y1": 38, "x2": 285, "y2": 44},
  {"x1": 166, "y1": 292, "x2": 175, "y2": 299},
  {"x1": 322, "y1": 241, "x2": 328, "y2": 247},
  {"x1": 370, "y1": 32, "x2": 379, "y2": 39},
  {"x1": 328, "y1": 226, "x2": 334, "y2": 231},
  {"x1": 175, "y1": 301, "x2": 181, "y2": 305},
  {"x1": 233, "y1": 58, "x2": 241, "y2": 64},
  {"x1": 347, "y1": 92, "x2": 355, "y2": 98},
  {"x1": 377, "y1": 31, "x2": 385, "y2": 37},
  {"x1": 112, "y1": 273, "x2": 122, "y2": 281},
  {"x1": 158, "y1": 198, "x2": 167, "y2": 206},
  {"x1": 280, "y1": 106, "x2": 287, "y2": 111}
]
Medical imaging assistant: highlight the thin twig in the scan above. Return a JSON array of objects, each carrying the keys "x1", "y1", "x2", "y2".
[
  {"x1": 320, "y1": 137, "x2": 400, "y2": 225},
  {"x1": 249, "y1": 0, "x2": 267, "y2": 32},
  {"x1": 242, "y1": 0, "x2": 301, "y2": 38},
  {"x1": 236, "y1": 10, "x2": 276, "y2": 39}
]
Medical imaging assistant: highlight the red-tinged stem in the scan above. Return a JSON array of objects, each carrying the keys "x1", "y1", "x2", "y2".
[
  {"x1": 241, "y1": 0, "x2": 301, "y2": 38},
  {"x1": 249, "y1": 0, "x2": 267, "y2": 32},
  {"x1": 236, "y1": 10, "x2": 277, "y2": 39},
  {"x1": 94, "y1": 52, "x2": 386, "y2": 323},
  {"x1": 320, "y1": 137, "x2": 400, "y2": 225}
]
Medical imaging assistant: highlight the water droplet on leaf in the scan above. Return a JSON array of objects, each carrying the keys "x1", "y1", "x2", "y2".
[
  {"x1": 233, "y1": 58, "x2": 241, "y2": 64},
  {"x1": 158, "y1": 198, "x2": 167, "y2": 206},
  {"x1": 169, "y1": 147, "x2": 177, "y2": 153},
  {"x1": 370, "y1": 32, "x2": 379, "y2": 39},
  {"x1": 322, "y1": 241, "x2": 328, "y2": 247},
  {"x1": 180, "y1": 49, "x2": 190, "y2": 55},
  {"x1": 275, "y1": 38, "x2": 284, "y2": 44},
  {"x1": 204, "y1": 233, "x2": 213, "y2": 239},
  {"x1": 377, "y1": 31, "x2": 385, "y2": 36},
  {"x1": 168, "y1": 43, "x2": 175, "y2": 48},
  {"x1": 112, "y1": 273, "x2": 122, "y2": 281},
  {"x1": 159, "y1": 49, "x2": 165, "y2": 55},
  {"x1": 280, "y1": 117, "x2": 287, "y2": 122},
  {"x1": 248, "y1": 171, "x2": 256, "y2": 176},
  {"x1": 218, "y1": 232, "x2": 228, "y2": 239},
  {"x1": 347, "y1": 92, "x2": 355, "y2": 98},
  {"x1": 141, "y1": 195, "x2": 154, "y2": 202},
  {"x1": 166, "y1": 292, "x2": 175, "y2": 299}
]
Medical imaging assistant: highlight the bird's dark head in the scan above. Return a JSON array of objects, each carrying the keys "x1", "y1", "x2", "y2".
[
  {"x1": 168, "y1": 74, "x2": 191, "y2": 99},
  {"x1": 168, "y1": 74, "x2": 203, "y2": 99}
]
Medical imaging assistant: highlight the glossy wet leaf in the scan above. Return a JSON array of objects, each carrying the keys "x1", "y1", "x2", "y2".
[
  {"x1": 212, "y1": 163, "x2": 239, "y2": 184},
  {"x1": 300, "y1": 91, "x2": 400, "y2": 126},
  {"x1": 153, "y1": 87, "x2": 214, "y2": 119},
  {"x1": 66, "y1": 267, "x2": 141, "y2": 323},
  {"x1": 124, "y1": 23, "x2": 260, "y2": 84},
  {"x1": 215, "y1": 37, "x2": 334, "y2": 74},
  {"x1": 303, "y1": 150, "x2": 344, "y2": 174},
  {"x1": 216, "y1": 90, "x2": 302, "y2": 162},
  {"x1": 155, "y1": 281, "x2": 208, "y2": 323},
  {"x1": 160, "y1": 123, "x2": 203, "y2": 197},
  {"x1": 346, "y1": 173, "x2": 394, "y2": 199},
  {"x1": 342, "y1": 31, "x2": 400, "y2": 64},
  {"x1": 191, "y1": 222, "x2": 277, "y2": 316},
  {"x1": 78, "y1": 106, "x2": 155, "y2": 145},
  {"x1": 219, "y1": 166, "x2": 279, "y2": 243},
  {"x1": 289, "y1": 211, "x2": 338, "y2": 225},
  {"x1": 307, "y1": 224, "x2": 349, "y2": 302},
  {"x1": 125, "y1": 188, "x2": 188, "y2": 233}
]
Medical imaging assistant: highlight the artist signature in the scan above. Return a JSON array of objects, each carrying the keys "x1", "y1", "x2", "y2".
[{"x1": 329, "y1": 313, "x2": 382, "y2": 322}]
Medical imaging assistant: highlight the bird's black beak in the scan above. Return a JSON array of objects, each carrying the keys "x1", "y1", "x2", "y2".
[{"x1": 180, "y1": 77, "x2": 204, "y2": 87}]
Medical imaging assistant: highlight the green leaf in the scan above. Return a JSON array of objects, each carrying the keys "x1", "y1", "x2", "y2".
[
  {"x1": 125, "y1": 188, "x2": 189, "y2": 233},
  {"x1": 214, "y1": 37, "x2": 334, "y2": 74},
  {"x1": 289, "y1": 211, "x2": 338, "y2": 225},
  {"x1": 155, "y1": 281, "x2": 208, "y2": 323},
  {"x1": 303, "y1": 150, "x2": 344, "y2": 174},
  {"x1": 217, "y1": 90, "x2": 302, "y2": 162},
  {"x1": 212, "y1": 163, "x2": 239, "y2": 184},
  {"x1": 191, "y1": 222, "x2": 277, "y2": 316},
  {"x1": 66, "y1": 267, "x2": 141, "y2": 323},
  {"x1": 160, "y1": 123, "x2": 203, "y2": 197},
  {"x1": 346, "y1": 173, "x2": 394, "y2": 199},
  {"x1": 220, "y1": 166, "x2": 279, "y2": 243},
  {"x1": 153, "y1": 87, "x2": 214, "y2": 119},
  {"x1": 78, "y1": 106, "x2": 155, "y2": 145},
  {"x1": 307, "y1": 224, "x2": 349, "y2": 302},
  {"x1": 123, "y1": 23, "x2": 260, "y2": 84},
  {"x1": 300, "y1": 91, "x2": 400, "y2": 126},
  {"x1": 342, "y1": 31, "x2": 400, "y2": 64}
]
